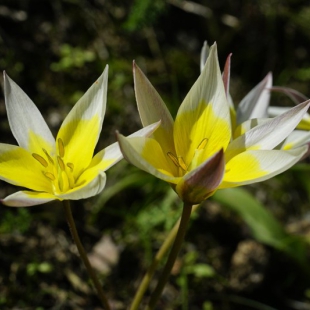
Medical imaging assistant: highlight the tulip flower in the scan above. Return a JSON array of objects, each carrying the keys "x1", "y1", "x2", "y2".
[
  {"x1": 202, "y1": 41, "x2": 310, "y2": 151},
  {"x1": 117, "y1": 43, "x2": 310, "y2": 205},
  {"x1": 0, "y1": 66, "x2": 158, "y2": 207}
]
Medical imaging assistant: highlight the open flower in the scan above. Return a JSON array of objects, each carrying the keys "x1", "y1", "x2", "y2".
[
  {"x1": 117, "y1": 43, "x2": 310, "y2": 204},
  {"x1": 202, "y1": 41, "x2": 310, "y2": 151},
  {"x1": 0, "y1": 66, "x2": 158, "y2": 207}
]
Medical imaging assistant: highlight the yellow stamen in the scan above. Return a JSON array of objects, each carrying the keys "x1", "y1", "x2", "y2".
[
  {"x1": 197, "y1": 138, "x2": 208, "y2": 150},
  {"x1": 57, "y1": 156, "x2": 65, "y2": 171},
  {"x1": 43, "y1": 171, "x2": 56, "y2": 181},
  {"x1": 178, "y1": 156, "x2": 187, "y2": 171},
  {"x1": 167, "y1": 152, "x2": 180, "y2": 167},
  {"x1": 32, "y1": 153, "x2": 48, "y2": 167},
  {"x1": 67, "y1": 162, "x2": 74, "y2": 172},
  {"x1": 58, "y1": 178, "x2": 63, "y2": 192},
  {"x1": 42, "y1": 148, "x2": 54, "y2": 165},
  {"x1": 58, "y1": 138, "x2": 65, "y2": 158},
  {"x1": 167, "y1": 152, "x2": 187, "y2": 171}
]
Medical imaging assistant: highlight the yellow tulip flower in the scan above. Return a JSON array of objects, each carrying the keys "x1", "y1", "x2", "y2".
[
  {"x1": 117, "y1": 44, "x2": 310, "y2": 204},
  {"x1": 0, "y1": 66, "x2": 158, "y2": 207}
]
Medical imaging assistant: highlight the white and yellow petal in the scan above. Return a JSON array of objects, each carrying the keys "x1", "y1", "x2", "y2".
[
  {"x1": 226, "y1": 100, "x2": 310, "y2": 160},
  {"x1": 117, "y1": 133, "x2": 180, "y2": 183},
  {"x1": 233, "y1": 118, "x2": 270, "y2": 139},
  {"x1": 0, "y1": 143, "x2": 53, "y2": 192},
  {"x1": 278, "y1": 130, "x2": 310, "y2": 150},
  {"x1": 174, "y1": 43, "x2": 231, "y2": 165},
  {"x1": 55, "y1": 170, "x2": 107, "y2": 200},
  {"x1": 90, "y1": 121, "x2": 161, "y2": 172},
  {"x1": 134, "y1": 63, "x2": 175, "y2": 154},
  {"x1": 269, "y1": 106, "x2": 310, "y2": 131},
  {"x1": 3, "y1": 72, "x2": 55, "y2": 154},
  {"x1": 2, "y1": 191, "x2": 56, "y2": 207},
  {"x1": 57, "y1": 66, "x2": 109, "y2": 178},
  {"x1": 221, "y1": 146, "x2": 308, "y2": 188},
  {"x1": 237, "y1": 72, "x2": 272, "y2": 124}
]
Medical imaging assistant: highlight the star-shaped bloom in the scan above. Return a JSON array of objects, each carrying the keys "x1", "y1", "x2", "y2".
[
  {"x1": 202, "y1": 42, "x2": 310, "y2": 153},
  {"x1": 0, "y1": 66, "x2": 158, "y2": 207},
  {"x1": 117, "y1": 43, "x2": 310, "y2": 204},
  {"x1": 219, "y1": 56, "x2": 310, "y2": 156}
]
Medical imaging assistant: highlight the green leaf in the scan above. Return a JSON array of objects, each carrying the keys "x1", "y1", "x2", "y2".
[{"x1": 213, "y1": 187, "x2": 308, "y2": 267}]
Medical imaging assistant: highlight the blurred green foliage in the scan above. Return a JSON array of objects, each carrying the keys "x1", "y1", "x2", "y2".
[
  {"x1": 0, "y1": 208, "x2": 31, "y2": 234},
  {"x1": 50, "y1": 44, "x2": 96, "y2": 72},
  {"x1": 213, "y1": 187, "x2": 309, "y2": 268},
  {"x1": 124, "y1": 0, "x2": 167, "y2": 31}
]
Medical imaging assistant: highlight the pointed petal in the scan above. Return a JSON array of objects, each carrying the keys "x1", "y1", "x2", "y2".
[
  {"x1": 176, "y1": 149, "x2": 225, "y2": 204},
  {"x1": 237, "y1": 72, "x2": 272, "y2": 124},
  {"x1": 279, "y1": 130, "x2": 310, "y2": 150},
  {"x1": 128, "y1": 121, "x2": 161, "y2": 138},
  {"x1": 0, "y1": 143, "x2": 53, "y2": 192},
  {"x1": 226, "y1": 100, "x2": 310, "y2": 160},
  {"x1": 221, "y1": 53, "x2": 237, "y2": 130},
  {"x1": 222, "y1": 53, "x2": 232, "y2": 98},
  {"x1": 3, "y1": 72, "x2": 55, "y2": 153},
  {"x1": 133, "y1": 62, "x2": 175, "y2": 153},
  {"x1": 57, "y1": 66, "x2": 108, "y2": 178},
  {"x1": 117, "y1": 133, "x2": 179, "y2": 183},
  {"x1": 89, "y1": 142, "x2": 122, "y2": 172},
  {"x1": 2, "y1": 191, "x2": 56, "y2": 207},
  {"x1": 174, "y1": 43, "x2": 231, "y2": 165},
  {"x1": 270, "y1": 86, "x2": 308, "y2": 104},
  {"x1": 200, "y1": 41, "x2": 209, "y2": 72},
  {"x1": 268, "y1": 106, "x2": 310, "y2": 130},
  {"x1": 233, "y1": 118, "x2": 270, "y2": 139},
  {"x1": 91, "y1": 121, "x2": 161, "y2": 172},
  {"x1": 221, "y1": 146, "x2": 307, "y2": 188},
  {"x1": 56, "y1": 170, "x2": 107, "y2": 200}
]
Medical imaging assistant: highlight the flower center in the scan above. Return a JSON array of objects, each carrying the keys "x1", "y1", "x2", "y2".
[
  {"x1": 32, "y1": 138, "x2": 75, "y2": 193},
  {"x1": 167, "y1": 138, "x2": 208, "y2": 174}
]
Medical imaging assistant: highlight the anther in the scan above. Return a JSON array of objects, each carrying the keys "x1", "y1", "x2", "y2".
[
  {"x1": 32, "y1": 153, "x2": 48, "y2": 167},
  {"x1": 178, "y1": 156, "x2": 187, "y2": 171},
  {"x1": 43, "y1": 171, "x2": 56, "y2": 181},
  {"x1": 167, "y1": 152, "x2": 180, "y2": 167},
  {"x1": 197, "y1": 138, "x2": 208, "y2": 150},
  {"x1": 167, "y1": 152, "x2": 187, "y2": 171},
  {"x1": 58, "y1": 138, "x2": 65, "y2": 158},
  {"x1": 42, "y1": 148, "x2": 54, "y2": 165},
  {"x1": 57, "y1": 156, "x2": 65, "y2": 171},
  {"x1": 67, "y1": 162, "x2": 74, "y2": 172}
]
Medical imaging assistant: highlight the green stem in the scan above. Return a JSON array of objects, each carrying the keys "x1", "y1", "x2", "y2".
[
  {"x1": 63, "y1": 200, "x2": 111, "y2": 310},
  {"x1": 129, "y1": 204, "x2": 200, "y2": 310},
  {"x1": 145, "y1": 202, "x2": 193, "y2": 310}
]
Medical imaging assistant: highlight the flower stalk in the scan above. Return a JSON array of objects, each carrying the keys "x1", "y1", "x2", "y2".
[
  {"x1": 130, "y1": 204, "x2": 201, "y2": 310},
  {"x1": 63, "y1": 200, "x2": 111, "y2": 310},
  {"x1": 145, "y1": 202, "x2": 193, "y2": 310}
]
